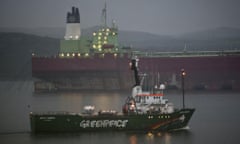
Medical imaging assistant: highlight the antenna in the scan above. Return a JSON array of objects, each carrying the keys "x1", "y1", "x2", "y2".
[{"x1": 184, "y1": 43, "x2": 187, "y2": 52}]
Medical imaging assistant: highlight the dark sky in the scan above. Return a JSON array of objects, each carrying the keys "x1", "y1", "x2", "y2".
[{"x1": 1, "y1": 0, "x2": 240, "y2": 35}]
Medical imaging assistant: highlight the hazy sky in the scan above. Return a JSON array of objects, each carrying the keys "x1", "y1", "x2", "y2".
[{"x1": 1, "y1": 0, "x2": 240, "y2": 35}]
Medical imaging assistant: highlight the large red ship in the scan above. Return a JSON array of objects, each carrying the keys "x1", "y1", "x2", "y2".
[{"x1": 32, "y1": 6, "x2": 240, "y2": 92}]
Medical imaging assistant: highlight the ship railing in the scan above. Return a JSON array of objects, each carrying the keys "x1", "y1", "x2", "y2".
[
  {"x1": 132, "y1": 50, "x2": 240, "y2": 57},
  {"x1": 30, "y1": 111, "x2": 82, "y2": 116}
]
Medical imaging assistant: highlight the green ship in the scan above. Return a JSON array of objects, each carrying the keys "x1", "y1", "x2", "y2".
[{"x1": 30, "y1": 58, "x2": 195, "y2": 133}]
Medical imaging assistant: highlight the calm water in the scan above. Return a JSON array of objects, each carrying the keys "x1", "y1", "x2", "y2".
[{"x1": 1, "y1": 81, "x2": 240, "y2": 144}]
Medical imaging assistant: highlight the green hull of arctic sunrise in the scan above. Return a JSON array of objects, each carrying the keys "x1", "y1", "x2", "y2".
[{"x1": 30, "y1": 108, "x2": 194, "y2": 133}]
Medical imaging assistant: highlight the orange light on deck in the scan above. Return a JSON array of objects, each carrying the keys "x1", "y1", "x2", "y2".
[
  {"x1": 181, "y1": 69, "x2": 186, "y2": 76},
  {"x1": 129, "y1": 62, "x2": 132, "y2": 68}
]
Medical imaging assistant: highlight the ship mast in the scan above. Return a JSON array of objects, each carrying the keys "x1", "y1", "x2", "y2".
[
  {"x1": 101, "y1": 1, "x2": 107, "y2": 27},
  {"x1": 181, "y1": 69, "x2": 186, "y2": 109}
]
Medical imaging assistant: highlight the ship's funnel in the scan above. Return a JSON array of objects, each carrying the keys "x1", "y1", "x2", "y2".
[{"x1": 64, "y1": 7, "x2": 81, "y2": 40}]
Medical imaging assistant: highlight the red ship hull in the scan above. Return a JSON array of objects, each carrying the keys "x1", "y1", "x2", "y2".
[{"x1": 32, "y1": 54, "x2": 240, "y2": 91}]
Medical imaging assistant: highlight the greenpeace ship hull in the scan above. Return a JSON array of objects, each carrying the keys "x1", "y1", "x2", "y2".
[
  {"x1": 30, "y1": 108, "x2": 195, "y2": 133},
  {"x1": 30, "y1": 57, "x2": 195, "y2": 133}
]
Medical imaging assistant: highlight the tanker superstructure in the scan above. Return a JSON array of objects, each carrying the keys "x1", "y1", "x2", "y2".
[
  {"x1": 32, "y1": 6, "x2": 131, "y2": 91},
  {"x1": 32, "y1": 5, "x2": 240, "y2": 92}
]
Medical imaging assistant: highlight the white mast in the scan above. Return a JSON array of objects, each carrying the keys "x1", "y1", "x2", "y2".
[{"x1": 101, "y1": 1, "x2": 107, "y2": 27}]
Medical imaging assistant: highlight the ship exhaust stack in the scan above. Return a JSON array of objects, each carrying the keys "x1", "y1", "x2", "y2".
[{"x1": 64, "y1": 7, "x2": 81, "y2": 40}]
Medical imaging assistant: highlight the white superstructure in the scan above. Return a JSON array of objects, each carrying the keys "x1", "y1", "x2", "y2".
[{"x1": 123, "y1": 58, "x2": 174, "y2": 114}]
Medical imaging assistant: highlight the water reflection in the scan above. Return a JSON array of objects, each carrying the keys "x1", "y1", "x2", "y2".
[
  {"x1": 127, "y1": 130, "x2": 193, "y2": 144},
  {"x1": 129, "y1": 135, "x2": 137, "y2": 144},
  {"x1": 163, "y1": 133, "x2": 171, "y2": 144}
]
